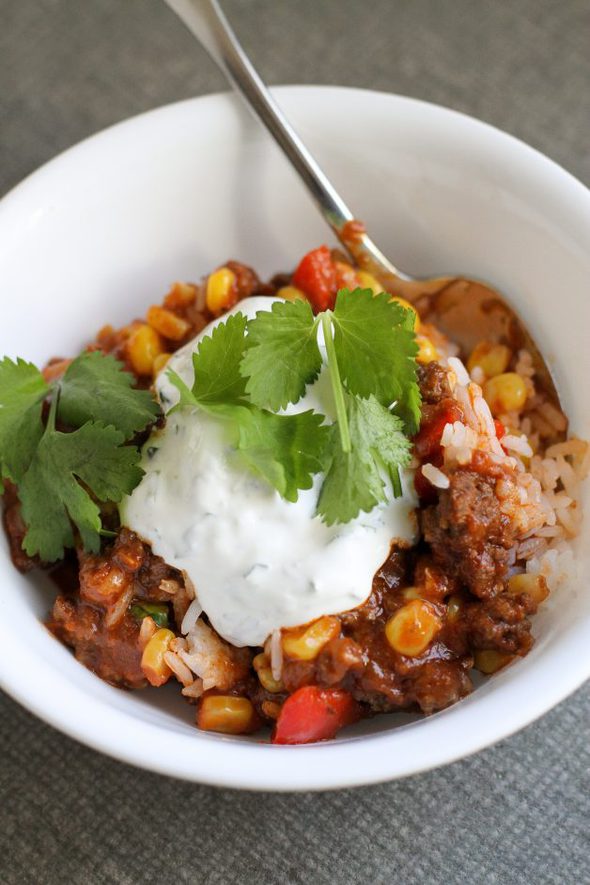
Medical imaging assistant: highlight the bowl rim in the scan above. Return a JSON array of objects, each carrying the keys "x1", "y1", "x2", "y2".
[{"x1": 1, "y1": 84, "x2": 589, "y2": 791}]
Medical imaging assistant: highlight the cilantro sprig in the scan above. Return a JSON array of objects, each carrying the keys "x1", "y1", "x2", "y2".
[
  {"x1": 168, "y1": 287, "x2": 420, "y2": 524},
  {"x1": 20, "y1": 396, "x2": 144, "y2": 561},
  {"x1": 0, "y1": 352, "x2": 160, "y2": 561}
]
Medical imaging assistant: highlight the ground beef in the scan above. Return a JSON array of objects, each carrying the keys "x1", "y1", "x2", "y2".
[
  {"x1": 417, "y1": 361, "x2": 452, "y2": 404},
  {"x1": 350, "y1": 661, "x2": 408, "y2": 711},
  {"x1": 421, "y1": 468, "x2": 516, "y2": 598},
  {"x1": 49, "y1": 595, "x2": 145, "y2": 689},
  {"x1": 463, "y1": 594, "x2": 537, "y2": 655},
  {"x1": 408, "y1": 659, "x2": 473, "y2": 714}
]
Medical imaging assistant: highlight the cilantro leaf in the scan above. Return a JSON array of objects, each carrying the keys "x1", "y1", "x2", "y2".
[
  {"x1": 231, "y1": 406, "x2": 331, "y2": 503},
  {"x1": 316, "y1": 441, "x2": 381, "y2": 526},
  {"x1": 332, "y1": 288, "x2": 421, "y2": 434},
  {"x1": 394, "y1": 380, "x2": 422, "y2": 439},
  {"x1": 0, "y1": 357, "x2": 48, "y2": 483},
  {"x1": 317, "y1": 394, "x2": 411, "y2": 525},
  {"x1": 58, "y1": 352, "x2": 160, "y2": 438},
  {"x1": 191, "y1": 312, "x2": 249, "y2": 405},
  {"x1": 19, "y1": 420, "x2": 144, "y2": 562},
  {"x1": 241, "y1": 299, "x2": 322, "y2": 410},
  {"x1": 352, "y1": 395, "x2": 412, "y2": 491}
]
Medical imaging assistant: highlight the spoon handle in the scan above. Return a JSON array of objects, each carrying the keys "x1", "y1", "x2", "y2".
[{"x1": 163, "y1": 0, "x2": 407, "y2": 280}]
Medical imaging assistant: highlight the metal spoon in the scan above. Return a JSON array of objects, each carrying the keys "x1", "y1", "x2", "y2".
[{"x1": 164, "y1": 0, "x2": 560, "y2": 410}]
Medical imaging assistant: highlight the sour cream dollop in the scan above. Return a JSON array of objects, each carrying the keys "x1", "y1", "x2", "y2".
[{"x1": 121, "y1": 297, "x2": 417, "y2": 647}]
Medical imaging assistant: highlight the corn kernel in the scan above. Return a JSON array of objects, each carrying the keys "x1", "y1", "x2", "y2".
[
  {"x1": 282, "y1": 616, "x2": 340, "y2": 661},
  {"x1": 416, "y1": 334, "x2": 438, "y2": 364},
  {"x1": 146, "y1": 305, "x2": 191, "y2": 341},
  {"x1": 141, "y1": 627, "x2": 175, "y2": 687},
  {"x1": 446, "y1": 594, "x2": 463, "y2": 623},
  {"x1": 206, "y1": 267, "x2": 237, "y2": 314},
  {"x1": 252, "y1": 652, "x2": 268, "y2": 671},
  {"x1": 277, "y1": 285, "x2": 307, "y2": 303},
  {"x1": 507, "y1": 573, "x2": 549, "y2": 606},
  {"x1": 164, "y1": 281, "x2": 197, "y2": 309},
  {"x1": 127, "y1": 324, "x2": 164, "y2": 376},
  {"x1": 197, "y1": 695, "x2": 256, "y2": 735},
  {"x1": 467, "y1": 341, "x2": 512, "y2": 378},
  {"x1": 483, "y1": 372, "x2": 527, "y2": 416},
  {"x1": 473, "y1": 649, "x2": 512, "y2": 674},
  {"x1": 385, "y1": 600, "x2": 441, "y2": 657},
  {"x1": 357, "y1": 270, "x2": 384, "y2": 295},
  {"x1": 252, "y1": 653, "x2": 283, "y2": 692},
  {"x1": 389, "y1": 295, "x2": 420, "y2": 330},
  {"x1": 152, "y1": 352, "x2": 171, "y2": 378}
]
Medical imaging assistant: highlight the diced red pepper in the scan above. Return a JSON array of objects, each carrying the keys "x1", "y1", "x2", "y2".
[
  {"x1": 413, "y1": 403, "x2": 462, "y2": 462},
  {"x1": 292, "y1": 246, "x2": 337, "y2": 312},
  {"x1": 494, "y1": 419, "x2": 506, "y2": 440},
  {"x1": 272, "y1": 686, "x2": 361, "y2": 745}
]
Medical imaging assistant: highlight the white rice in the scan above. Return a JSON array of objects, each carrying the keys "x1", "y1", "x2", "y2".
[
  {"x1": 501, "y1": 434, "x2": 534, "y2": 458},
  {"x1": 105, "y1": 586, "x2": 133, "y2": 629},
  {"x1": 138, "y1": 615, "x2": 157, "y2": 648},
  {"x1": 526, "y1": 542, "x2": 577, "y2": 592},
  {"x1": 422, "y1": 463, "x2": 450, "y2": 489},
  {"x1": 269, "y1": 629, "x2": 283, "y2": 681},
  {"x1": 164, "y1": 650, "x2": 194, "y2": 686},
  {"x1": 181, "y1": 597, "x2": 203, "y2": 635},
  {"x1": 448, "y1": 356, "x2": 470, "y2": 387}
]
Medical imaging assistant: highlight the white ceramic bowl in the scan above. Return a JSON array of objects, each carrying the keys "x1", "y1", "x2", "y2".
[{"x1": 1, "y1": 87, "x2": 589, "y2": 791}]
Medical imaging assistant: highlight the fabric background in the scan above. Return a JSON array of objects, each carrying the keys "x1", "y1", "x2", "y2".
[{"x1": 1, "y1": 1, "x2": 589, "y2": 882}]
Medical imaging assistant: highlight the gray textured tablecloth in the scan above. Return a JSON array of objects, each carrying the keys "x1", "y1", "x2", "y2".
[{"x1": 1, "y1": 1, "x2": 589, "y2": 882}]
